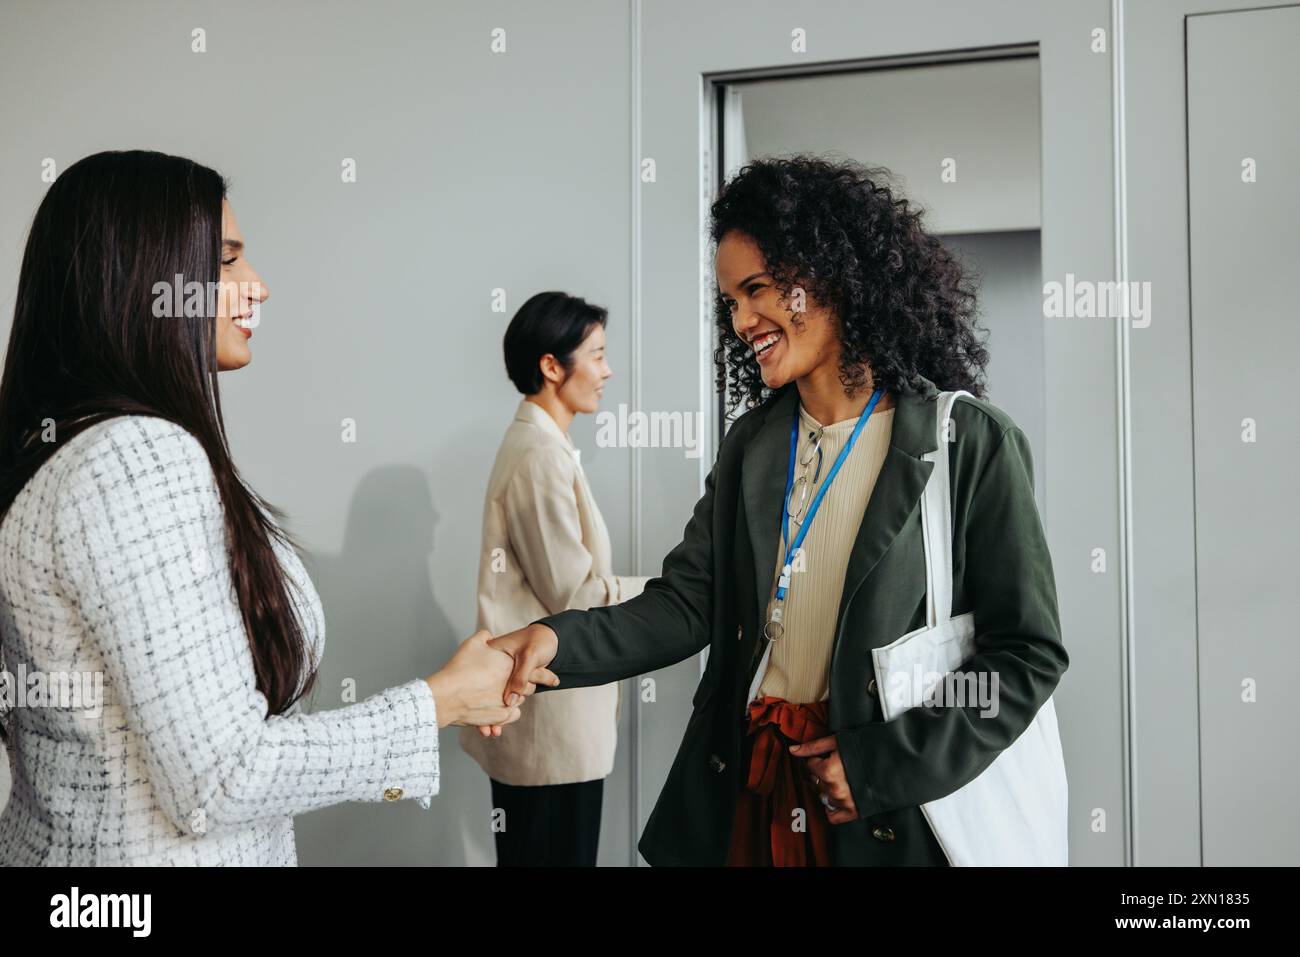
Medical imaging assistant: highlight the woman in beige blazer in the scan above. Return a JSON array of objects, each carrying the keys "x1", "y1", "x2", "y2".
[{"x1": 460, "y1": 291, "x2": 648, "y2": 866}]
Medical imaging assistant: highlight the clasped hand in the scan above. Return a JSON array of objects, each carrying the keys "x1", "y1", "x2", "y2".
[
  {"x1": 447, "y1": 626, "x2": 860, "y2": 825},
  {"x1": 425, "y1": 628, "x2": 560, "y2": 731},
  {"x1": 467, "y1": 624, "x2": 560, "y2": 738}
]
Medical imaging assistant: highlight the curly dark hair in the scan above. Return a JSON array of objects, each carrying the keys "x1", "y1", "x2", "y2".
[{"x1": 710, "y1": 155, "x2": 990, "y2": 412}]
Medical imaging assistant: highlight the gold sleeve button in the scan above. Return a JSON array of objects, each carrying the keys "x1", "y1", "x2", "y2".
[{"x1": 383, "y1": 787, "x2": 404, "y2": 802}]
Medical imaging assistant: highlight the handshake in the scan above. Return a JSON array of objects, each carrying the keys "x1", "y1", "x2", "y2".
[{"x1": 423, "y1": 624, "x2": 561, "y2": 735}]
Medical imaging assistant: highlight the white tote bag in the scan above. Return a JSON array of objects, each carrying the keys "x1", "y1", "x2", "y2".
[{"x1": 870, "y1": 390, "x2": 1069, "y2": 866}]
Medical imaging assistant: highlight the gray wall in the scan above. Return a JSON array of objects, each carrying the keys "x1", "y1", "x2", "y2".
[
  {"x1": 1184, "y1": 3, "x2": 1298, "y2": 868},
  {"x1": 0, "y1": 0, "x2": 636, "y2": 866},
  {"x1": 1126, "y1": 0, "x2": 1299, "y2": 866}
]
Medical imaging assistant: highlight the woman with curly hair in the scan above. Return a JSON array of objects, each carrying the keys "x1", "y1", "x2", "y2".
[{"x1": 490, "y1": 155, "x2": 1068, "y2": 866}]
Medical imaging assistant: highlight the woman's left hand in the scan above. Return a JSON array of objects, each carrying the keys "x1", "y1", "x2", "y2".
[{"x1": 790, "y1": 736, "x2": 859, "y2": 825}]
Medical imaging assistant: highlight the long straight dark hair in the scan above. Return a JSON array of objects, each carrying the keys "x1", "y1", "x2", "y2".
[{"x1": 0, "y1": 150, "x2": 316, "y2": 737}]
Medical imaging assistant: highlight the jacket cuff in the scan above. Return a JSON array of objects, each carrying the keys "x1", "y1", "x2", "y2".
[
  {"x1": 534, "y1": 613, "x2": 572, "y2": 671},
  {"x1": 834, "y1": 723, "x2": 891, "y2": 819},
  {"x1": 381, "y1": 678, "x2": 441, "y2": 810}
]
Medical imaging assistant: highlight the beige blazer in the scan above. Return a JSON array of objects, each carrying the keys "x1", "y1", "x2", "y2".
[{"x1": 459, "y1": 399, "x2": 648, "y2": 786}]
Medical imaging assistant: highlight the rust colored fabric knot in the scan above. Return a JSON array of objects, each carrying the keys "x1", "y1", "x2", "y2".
[{"x1": 726, "y1": 695, "x2": 832, "y2": 867}]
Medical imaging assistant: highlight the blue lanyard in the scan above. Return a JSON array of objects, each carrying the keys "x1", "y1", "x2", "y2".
[{"x1": 775, "y1": 388, "x2": 882, "y2": 602}]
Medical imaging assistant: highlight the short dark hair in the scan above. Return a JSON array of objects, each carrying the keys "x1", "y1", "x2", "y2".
[{"x1": 503, "y1": 291, "x2": 608, "y2": 395}]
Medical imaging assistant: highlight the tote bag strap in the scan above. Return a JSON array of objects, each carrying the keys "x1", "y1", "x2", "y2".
[{"x1": 920, "y1": 390, "x2": 973, "y2": 627}]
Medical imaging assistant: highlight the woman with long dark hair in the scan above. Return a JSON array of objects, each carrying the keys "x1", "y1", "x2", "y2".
[
  {"x1": 0, "y1": 150, "x2": 555, "y2": 865},
  {"x1": 490, "y1": 155, "x2": 1069, "y2": 866}
]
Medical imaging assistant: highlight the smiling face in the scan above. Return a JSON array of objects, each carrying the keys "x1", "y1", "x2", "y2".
[
  {"x1": 215, "y1": 200, "x2": 269, "y2": 371},
  {"x1": 551, "y1": 322, "x2": 611, "y2": 415},
  {"x1": 715, "y1": 229, "x2": 841, "y2": 392}
]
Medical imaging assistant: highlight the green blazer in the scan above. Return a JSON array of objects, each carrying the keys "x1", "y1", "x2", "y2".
[{"x1": 539, "y1": 375, "x2": 1067, "y2": 866}]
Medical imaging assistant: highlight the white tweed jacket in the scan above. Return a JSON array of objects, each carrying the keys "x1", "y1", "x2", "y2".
[{"x1": 0, "y1": 415, "x2": 440, "y2": 866}]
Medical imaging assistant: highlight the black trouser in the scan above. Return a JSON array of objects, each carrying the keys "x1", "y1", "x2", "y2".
[{"x1": 489, "y1": 777, "x2": 604, "y2": 866}]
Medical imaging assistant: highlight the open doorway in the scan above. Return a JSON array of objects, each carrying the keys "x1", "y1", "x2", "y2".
[{"x1": 708, "y1": 52, "x2": 1045, "y2": 511}]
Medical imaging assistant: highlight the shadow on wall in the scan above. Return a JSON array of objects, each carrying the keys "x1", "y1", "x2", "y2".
[{"x1": 293, "y1": 464, "x2": 491, "y2": 865}]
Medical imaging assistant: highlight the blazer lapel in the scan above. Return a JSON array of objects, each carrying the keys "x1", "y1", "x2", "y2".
[
  {"x1": 833, "y1": 376, "x2": 942, "y2": 626},
  {"x1": 739, "y1": 377, "x2": 944, "y2": 632},
  {"x1": 740, "y1": 387, "x2": 798, "y2": 618}
]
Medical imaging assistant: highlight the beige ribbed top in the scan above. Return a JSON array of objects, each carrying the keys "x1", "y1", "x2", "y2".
[{"x1": 757, "y1": 403, "x2": 895, "y2": 704}]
